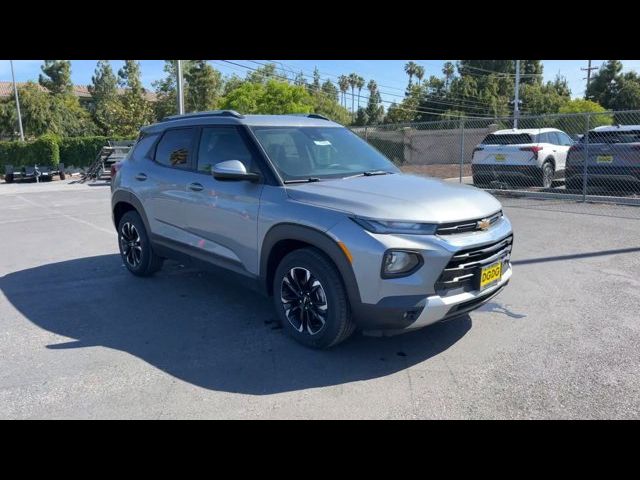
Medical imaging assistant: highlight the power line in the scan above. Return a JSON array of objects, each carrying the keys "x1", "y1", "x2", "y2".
[
  {"x1": 259, "y1": 59, "x2": 538, "y2": 115},
  {"x1": 219, "y1": 60, "x2": 497, "y2": 119},
  {"x1": 249, "y1": 60, "x2": 506, "y2": 115}
]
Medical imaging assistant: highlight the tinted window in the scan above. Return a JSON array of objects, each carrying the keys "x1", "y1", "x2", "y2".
[
  {"x1": 155, "y1": 128, "x2": 195, "y2": 169},
  {"x1": 481, "y1": 133, "x2": 534, "y2": 145},
  {"x1": 130, "y1": 133, "x2": 158, "y2": 160},
  {"x1": 197, "y1": 127, "x2": 256, "y2": 173},
  {"x1": 583, "y1": 130, "x2": 640, "y2": 144}
]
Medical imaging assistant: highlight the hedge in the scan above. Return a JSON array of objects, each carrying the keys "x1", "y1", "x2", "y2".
[
  {"x1": 0, "y1": 134, "x2": 60, "y2": 171},
  {"x1": 58, "y1": 136, "x2": 130, "y2": 168},
  {"x1": 0, "y1": 135, "x2": 133, "y2": 172}
]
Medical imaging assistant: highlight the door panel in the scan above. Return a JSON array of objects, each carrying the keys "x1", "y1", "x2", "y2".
[
  {"x1": 141, "y1": 127, "x2": 198, "y2": 246},
  {"x1": 186, "y1": 126, "x2": 264, "y2": 275}
]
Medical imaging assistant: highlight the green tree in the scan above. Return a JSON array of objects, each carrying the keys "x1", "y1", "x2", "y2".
[
  {"x1": 247, "y1": 63, "x2": 278, "y2": 84},
  {"x1": 311, "y1": 92, "x2": 351, "y2": 125},
  {"x1": 0, "y1": 82, "x2": 96, "y2": 139},
  {"x1": 354, "y1": 107, "x2": 368, "y2": 126},
  {"x1": 414, "y1": 65, "x2": 425, "y2": 86},
  {"x1": 355, "y1": 75, "x2": 365, "y2": 112},
  {"x1": 338, "y1": 75, "x2": 350, "y2": 108},
  {"x1": 404, "y1": 61, "x2": 418, "y2": 93},
  {"x1": 116, "y1": 60, "x2": 155, "y2": 136},
  {"x1": 311, "y1": 67, "x2": 321, "y2": 92},
  {"x1": 293, "y1": 71, "x2": 307, "y2": 87},
  {"x1": 348, "y1": 73, "x2": 358, "y2": 117},
  {"x1": 219, "y1": 80, "x2": 313, "y2": 115},
  {"x1": 184, "y1": 60, "x2": 222, "y2": 112},
  {"x1": 39, "y1": 60, "x2": 73, "y2": 95},
  {"x1": 442, "y1": 61, "x2": 455, "y2": 88},
  {"x1": 88, "y1": 60, "x2": 120, "y2": 135},
  {"x1": 321, "y1": 80, "x2": 339, "y2": 103},
  {"x1": 365, "y1": 80, "x2": 384, "y2": 125},
  {"x1": 586, "y1": 60, "x2": 623, "y2": 105},
  {"x1": 557, "y1": 99, "x2": 612, "y2": 134}
]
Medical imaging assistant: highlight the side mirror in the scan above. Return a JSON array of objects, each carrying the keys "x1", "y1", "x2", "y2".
[{"x1": 212, "y1": 160, "x2": 260, "y2": 182}]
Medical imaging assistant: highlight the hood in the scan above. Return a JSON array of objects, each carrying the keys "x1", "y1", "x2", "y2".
[{"x1": 286, "y1": 173, "x2": 502, "y2": 223}]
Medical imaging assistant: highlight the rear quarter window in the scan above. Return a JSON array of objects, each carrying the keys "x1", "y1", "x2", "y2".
[{"x1": 129, "y1": 133, "x2": 159, "y2": 161}]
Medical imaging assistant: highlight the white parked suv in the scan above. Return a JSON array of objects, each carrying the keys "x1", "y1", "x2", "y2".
[{"x1": 471, "y1": 128, "x2": 574, "y2": 188}]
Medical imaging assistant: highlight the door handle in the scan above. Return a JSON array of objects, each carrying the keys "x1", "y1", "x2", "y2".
[
  {"x1": 188, "y1": 182, "x2": 204, "y2": 192},
  {"x1": 135, "y1": 173, "x2": 147, "y2": 181}
]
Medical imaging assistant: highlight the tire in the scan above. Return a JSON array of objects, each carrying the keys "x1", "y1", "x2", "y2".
[
  {"x1": 273, "y1": 247, "x2": 355, "y2": 349},
  {"x1": 59, "y1": 171, "x2": 66, "y2": 180},
  {"x1": 5, "y1": 173, "x2": 14, "y2": 184},
  {"x1": 117, "y1": 210, "x2": 163, "y2": 277},
  {"x1": 539, "y1": 161, "x2": 555, "y2": 188}
]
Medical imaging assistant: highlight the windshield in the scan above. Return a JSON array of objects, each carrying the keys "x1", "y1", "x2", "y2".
[
  {"x1": 250, "y1": 126, "x2": 399, "y2": 181},
  {"x1": 481, "y1": 133, "x2": 534, "y2": 145}
]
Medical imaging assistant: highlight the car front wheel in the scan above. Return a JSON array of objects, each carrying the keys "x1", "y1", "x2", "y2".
[{"x1": 273, "y1": 247, "x2": 355, "y2": 349}]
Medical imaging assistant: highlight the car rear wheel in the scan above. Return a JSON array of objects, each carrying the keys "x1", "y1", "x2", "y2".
[
  {"x1": 273, "y1": 247, "x2": 355, "y2": 349},
  {"x1": 4, "y1": 173, "x2": 14, "y2": 183},
  {"x1": 117, "y1": 210, "x2": 163, "y2": 277}
]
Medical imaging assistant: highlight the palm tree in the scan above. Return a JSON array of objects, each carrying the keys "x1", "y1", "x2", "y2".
[
  {"x1": 338, "y1": 75, "x2": 349, "y2": 108},
  {"x1": 415, "y1": 65, "x2": 425, "y2": 86},
  {"x1": 355, "y1": 75, "x2": 365, "y2": 111},
  {"x1": 348, "y1": 73, "x2": 358, "y2": 118},
  {"x1": 443, "y1": 61, "x2": 455, "y2": 89},
  {"x1": 404, "y1": 61, "x2": 418, "y2": 93}
]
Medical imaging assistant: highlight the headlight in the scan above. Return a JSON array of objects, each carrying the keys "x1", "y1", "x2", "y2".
[
  {"x1": 351, "y1": 217, "x2": 437, "y2": 235},
  {"x1": 381, "y1": 250, "x2": 423, "y2": 278}
]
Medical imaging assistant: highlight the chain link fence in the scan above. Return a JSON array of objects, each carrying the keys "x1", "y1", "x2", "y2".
[{"x1": 352, "y1": 110, "x2": 640, "y2": 217}]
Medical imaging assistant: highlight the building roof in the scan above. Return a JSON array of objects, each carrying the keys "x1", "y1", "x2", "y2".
[{"x1": 0, "y1": 81, "x2": 157, "y2": 102}]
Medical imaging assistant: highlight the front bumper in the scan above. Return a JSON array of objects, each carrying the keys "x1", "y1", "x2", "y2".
[{"x1": 326, "y1": 214, "x2": 514, "y2": 332}]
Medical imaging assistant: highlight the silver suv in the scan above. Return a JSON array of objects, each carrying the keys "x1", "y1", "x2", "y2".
[{"x1": 111, "y1": 111, "x2": 513, "y2": 348}]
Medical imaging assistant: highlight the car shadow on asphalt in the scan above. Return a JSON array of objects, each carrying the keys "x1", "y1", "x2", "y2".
[{"x1": 0, "y1": 254, "x2": 472, "y2": 395}]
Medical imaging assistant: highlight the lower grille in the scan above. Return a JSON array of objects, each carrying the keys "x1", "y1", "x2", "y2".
[{"x1": 435, "y1": 234, "x2": 513, "y2": 295}]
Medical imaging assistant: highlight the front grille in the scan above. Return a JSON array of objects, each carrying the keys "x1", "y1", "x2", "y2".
[
  {"x1": 435, "y1": 234, "x2": 513, "y2": 295},
  {"x1": 436, "y1": 210, "x2": 502, "y2": 235}
]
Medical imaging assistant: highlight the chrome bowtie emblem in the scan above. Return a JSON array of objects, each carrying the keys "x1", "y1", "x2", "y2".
[{"x1": 477, "y1": 218, "x2": 491, "y2": 230}]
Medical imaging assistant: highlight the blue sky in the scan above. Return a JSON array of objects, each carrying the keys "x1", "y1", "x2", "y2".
[{"x1": 3, "y1": 59, "x2": 640, "y2": 109}]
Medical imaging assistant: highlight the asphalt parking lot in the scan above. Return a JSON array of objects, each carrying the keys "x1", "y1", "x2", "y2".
[{"x1": 1, "y1": 179, "x2": 639, "y2": 419}]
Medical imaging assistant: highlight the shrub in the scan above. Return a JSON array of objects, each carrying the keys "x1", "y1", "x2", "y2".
[
  {"x1": 58, "y1": 136, "x2": 130, "y2": 168},
  {"x1": 0, "y1": 134, "x2": 60, "y2": 171}
]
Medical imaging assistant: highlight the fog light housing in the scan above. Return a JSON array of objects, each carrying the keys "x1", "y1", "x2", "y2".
[{"x1": 381, "y1": 250, "x2": 422, "y2": 278}]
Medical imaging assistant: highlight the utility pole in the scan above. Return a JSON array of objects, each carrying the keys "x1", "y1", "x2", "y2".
[
  {"x1": 581, "y1": 60, "x2": 598, "y2": 100},
  {"x1": 10, "y1": 60, "x2": 25, "y2": 141},
  {"x1": 176, "y1": 60, "x2": 185, "y2": 115},
  {"x1": 513, "y1": 59, "x2": 521, "y2": 128}
]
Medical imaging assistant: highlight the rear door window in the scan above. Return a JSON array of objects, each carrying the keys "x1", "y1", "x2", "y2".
[
  {"x1": 481, "y1": 133, "x2": 534, "y2": 145},
  {"x1": 155, "y1": 128, "x2": 197, "y2": 169}
]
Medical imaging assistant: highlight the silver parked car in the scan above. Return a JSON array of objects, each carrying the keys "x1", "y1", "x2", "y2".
[{"x1": 111, "y1": 111, "x2": 513, "y2": 348}]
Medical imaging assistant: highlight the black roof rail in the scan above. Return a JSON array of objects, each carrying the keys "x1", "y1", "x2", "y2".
[
  {"x1": 306, "y1": 113, "x2": 330, "y2": 121},
  {"x1": 289, "y1": 113, "x2": 331, "y2": 121},
  {"x1": 161, "y1": 110, "x2": 244, "y2": 122}
]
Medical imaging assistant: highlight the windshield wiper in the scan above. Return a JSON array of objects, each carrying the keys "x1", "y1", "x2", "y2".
[
  {"x1": 343, "y1": 170, "x2": 394, "y2": 179},
  {"x1": 283, "y1": 177, "x2": 321, "y2": 184}
]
